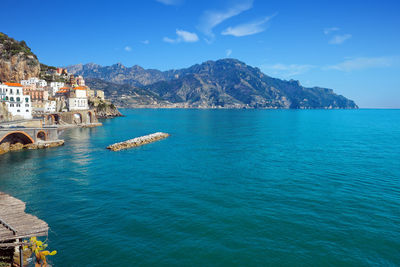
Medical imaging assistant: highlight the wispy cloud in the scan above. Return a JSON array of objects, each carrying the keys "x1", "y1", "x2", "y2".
[
  {"x1": 198, "y1": 0, "x2": 253, "y2": 38},
  {"x1": 326, "y1": 56, "x2": 395, "y2": 71},
  {"x1": 156, "y1": 0, "x2": 182, "y2": 6},
  {"x1": 329, "y1": 34, "x2": 352, "y2": 45},
  {"x1": 163, "y1": 29, "x2": 199, "y2": 43},
  {"x1": 226, "y1": 49, "x2": 232, "y2": 57},
  {"x1": 262, "y1": 63, "x2": 315, "y2": 77},
  {"x1": 324, "y1": 27, "x2": 340, "y2": 35},
  {"x1": 221, "y1": 14, "x2": 276, "y2": 37},
  {"x1": 124, "y1": 46, "x2": 132, "y2": 52},
  {"x1": 141, "y1": 40, "x2": 150, "y2": 45}
]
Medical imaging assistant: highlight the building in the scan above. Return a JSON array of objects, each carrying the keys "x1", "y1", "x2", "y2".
[
  {"x1": 49, "y1": 82, "x2": 65, "y2": 96},
  {"x1": 68, "y1": 86, "x2": 88, "y2": 110},
  {"x1": 95, "y1": 90, "x2": 105, "y2": 100},
  {"x1": 76, "y1": 76, "x2": 85, "y2": 86},
  {"x1": 0, "y1": 82, "x2": 32, "y2": 119},
  {"x1": 44, "y1": 100, "x2": 56, "y2": 113},
  {"x1": 21, "y1": 77, "x2": 47, "y2": 88},
  {"x1": 55, "y1": 86, "x2": 89, "y2": 111}
]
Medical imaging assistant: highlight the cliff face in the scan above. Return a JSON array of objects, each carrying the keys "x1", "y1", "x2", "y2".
[
  {"x1": 88, "y1": 98, "x2": 123, "y2": 118},
  {"x1": 0, "y1": 32, "x2": 40, "y2": 82}
]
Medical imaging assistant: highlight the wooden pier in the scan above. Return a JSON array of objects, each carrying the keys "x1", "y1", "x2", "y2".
[{"x1": 0, "y1": 192, "x2": 48, "y2": 266}]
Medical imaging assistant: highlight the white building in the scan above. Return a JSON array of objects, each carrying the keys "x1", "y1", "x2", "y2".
[
  {"x1": 68, "y1": 87, "x2": 88, "y2": 111},
  {"x1": 21, "y1": 77, "x2": 47, "y2": 88},
  {"x1": 44, "y1": 100, "x2": 56, "y2": 113},
  {"x1": 0, "y1": 83, "x2": 32, "y2": 119},
  {"x1": 49, "y1": 82, "x2": 65, "y2": 96}
]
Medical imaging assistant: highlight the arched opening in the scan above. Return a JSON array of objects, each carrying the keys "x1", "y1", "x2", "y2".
[
  {"x1": 0, "y1": 131, "x2": 34, "y2": 145},
  {"x1": 73, "y1": 113, "x2": 82, "y2": 124},
  {"x1": 53, "y1": 114, "x2": 60, "y2": 124},
  {"x1": 37, "y1": 131, "x2": 46, "y2": 141},
  {"x1": 87, "y1": 111, "x2": 93, "y2": 123},
  {"x1": 47, "y1": 115, "x2": 54, "y2": 125}
]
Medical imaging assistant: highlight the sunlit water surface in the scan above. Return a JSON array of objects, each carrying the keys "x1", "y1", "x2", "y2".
[{"x1": 0, "y1": 109, "x2": 399, "y2": 266}]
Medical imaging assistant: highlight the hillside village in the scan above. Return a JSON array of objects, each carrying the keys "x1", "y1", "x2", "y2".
[{"x1": 0, "y1": 69, "x2": 106, "y2": 122}]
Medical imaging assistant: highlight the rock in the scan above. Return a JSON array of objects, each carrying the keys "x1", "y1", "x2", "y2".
[
  {"x1": 0, "y1": 142, "x2": 10, "y2": 154},
  {"x1": 9, "y1": 142, "x2": 24, "y2": 151},
  {"x1": 0, "y1": 32, "x2": 40, "y2": 82},
  {"x1": 107, "y1": 132, "x2": 169, "y2": 151}
]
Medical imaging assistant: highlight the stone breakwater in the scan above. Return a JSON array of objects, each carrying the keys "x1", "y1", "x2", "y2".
[
  {"x1": 0, "y1": 140, "x2": 64, "y2": 155},
  {"x1": 107, "y1": 132, "x2": 169, "y2": 151}
]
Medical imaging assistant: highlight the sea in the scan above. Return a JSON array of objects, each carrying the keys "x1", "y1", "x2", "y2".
[{"x1": 0, "y1": 109, "x2": 399, "y2": 266}]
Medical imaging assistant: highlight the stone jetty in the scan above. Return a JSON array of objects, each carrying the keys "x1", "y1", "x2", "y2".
[{"x1": 107, "y1": 132, "x2": 169, "y2": 151}]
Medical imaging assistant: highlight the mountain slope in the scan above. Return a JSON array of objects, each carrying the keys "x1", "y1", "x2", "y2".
[
  {"x1": 0, "y1": 32, "x2": 40, "y2": 82},
  {"x1": 85, "y1": 78, "x2": 169, "y2": 107},
  {"x1": 67, "y1": 63, "x2": 168, "y2": 86},
  {"x1": 68, "y1": 59, "x2": 358, "y2": 109}
]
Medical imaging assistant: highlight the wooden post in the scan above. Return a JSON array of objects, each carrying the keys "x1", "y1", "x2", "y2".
[{"x1": 19, "y1": 242, "x2": 23, "y2": 267}]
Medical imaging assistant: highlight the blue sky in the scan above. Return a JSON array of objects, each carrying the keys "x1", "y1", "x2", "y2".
[{"x1": 2, "y1": 0, "x2": 400, "y2": 108}]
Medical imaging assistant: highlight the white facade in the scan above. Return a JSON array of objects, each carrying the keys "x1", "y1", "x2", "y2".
[
  {"x1": 68, "y1": 98, "x2": 88, "y2": 110},
  {"x1": 0, "y1": 84, "x2": 32, "y2": 119},
  {"x1": 44, "y1": 100, "x2": 56, "y2": 113},
  {"x1": 49, "y1": 82, "x2": 65, "y2": 96},
  {"x1": 21, "y1": 77, "x2": 47, "y2": 88}
]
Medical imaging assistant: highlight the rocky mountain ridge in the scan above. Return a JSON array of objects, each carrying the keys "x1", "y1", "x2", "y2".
[{"x1": 69, "y1": 59, "x2": 358, "y2": 109}]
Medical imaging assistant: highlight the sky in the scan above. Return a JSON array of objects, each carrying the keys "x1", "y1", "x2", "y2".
[{"x1": 2, "y1": 0, "x2": 400, "y2": 108}]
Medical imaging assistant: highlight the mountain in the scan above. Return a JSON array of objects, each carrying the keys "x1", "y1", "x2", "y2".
[
  {"x1": 85, "y1": 78, "x2": 170, "y2": 107},
  {"x1": 69, "y1": 59, "x2": 358, "y2": 109},
  {"x1": 67, "y1": 63, "x2": 169, "y2": 87},
  {"x1": 0, "y1": 32, "x2": 40, "y2": 82}
]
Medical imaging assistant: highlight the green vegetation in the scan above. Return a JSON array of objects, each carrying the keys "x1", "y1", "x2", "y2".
[{"x1": 0, "y1": 32, "x2": 37, "y2": 60}]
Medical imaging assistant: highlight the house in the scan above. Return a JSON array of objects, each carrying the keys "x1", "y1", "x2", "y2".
[
  {"x1": 0, "y1": 82, "x2": 32, "y2": 119},
  {"x1": 49, "y1": 82, "x2": 65, "y2": 96},
  {"x1": 95, "y1": 90, "x2": 105, "y2": 100},
  {"x1": 68, "y1": 86, "x2": 88, "y2": 110}
]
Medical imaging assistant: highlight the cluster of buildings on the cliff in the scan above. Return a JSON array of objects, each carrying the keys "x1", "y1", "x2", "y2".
[{"x1": 0, "y1": 68, "x2": 104, "y2": 120}]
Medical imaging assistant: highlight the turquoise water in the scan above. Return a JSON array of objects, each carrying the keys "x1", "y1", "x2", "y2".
[{"x1": 0, "y1": 109, "x2": 399, "y2": 266}]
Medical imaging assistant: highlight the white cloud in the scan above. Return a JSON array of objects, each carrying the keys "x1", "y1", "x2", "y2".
[
  {"x1": 176, "y1": 29, "x2": 199, "y2": 42},
  {"x1": 163, "y1": 29, "x2": 199, "y2": 43},
  {"x1": 141, "y1": 40, "x2": 150, "y2": 45},
  {"x1": 221, "y1": 15, "x2": 275, "y2": 37},
  {"x1": 124, "y1": 46, "x2": 132, "y2": 52},
  {"x1": 226, "y1": 49, "x2": 232, "y2": 57},
  {"x1": 324, "y1": 27, "x2": 340, "y2": 35},
  {"x1": 198, "y1": 0, "x2": 253, "y2": 38},
  {"x1": 156, "y1": 0, "x2": 182, "y2": 5},
  {"x1": 329, "y1": 34, "x2": 352, "y2": 45},
  {"x1": 262, "y1": 63, "x2": 315, "y2": 77},
  {"x1": 326, "y1": 57, "x2": 395, "y2": 71},
  {"x1": 163, "y1": 37, "x2": 177, "y2": 43}
]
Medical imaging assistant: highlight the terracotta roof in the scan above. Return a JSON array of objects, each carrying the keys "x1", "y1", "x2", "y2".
[
  {"x1": 59, "y1": 87, "x2": 70, "y2": 90},
  {"x1": 73, "y1": 86, "x2": 87, "y2": 90},
  {"x1": 4, "y1": 82, "x2": 23, "y2": 87}
]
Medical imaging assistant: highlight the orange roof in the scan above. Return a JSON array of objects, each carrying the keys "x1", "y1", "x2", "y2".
[
  {"x1": 4, "y1": 82, "x2": 23, "y2": 87},
  {"x1": 74, "y1": 86, "x2": 87, "y2": 90},
  {"x1": 59, "y1": 87, "x2": 70, "y2": 90}
]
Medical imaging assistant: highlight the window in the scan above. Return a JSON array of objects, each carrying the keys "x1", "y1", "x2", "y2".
[
  {"x1": 25, "y1": 98, "x2": 29, "y2": 102},
  {"x1": 17, "y1": 110, "x2": 20, "y2": 112},
  {"x1": 25, "y1": 104, "x2": 29, "y2": 107},
  {"x1": 10, "y1": 97, "x2": 14, "y2": 102},
  {"x1": 26, "y1": 110, "x2": 29, "y2": 112},
  {"x1": 16, "y1": 97, "x2": 20, "y2": 102}
]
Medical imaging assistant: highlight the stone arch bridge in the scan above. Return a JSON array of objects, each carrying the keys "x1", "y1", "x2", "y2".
[{"x1": 0, "y1": 127, "x2": 59, "y2": 145}]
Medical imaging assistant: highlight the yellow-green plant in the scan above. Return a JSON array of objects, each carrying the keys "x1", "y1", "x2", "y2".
[{"x1": 25, "y1": 237, "x2": 57, "y2": 266}]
